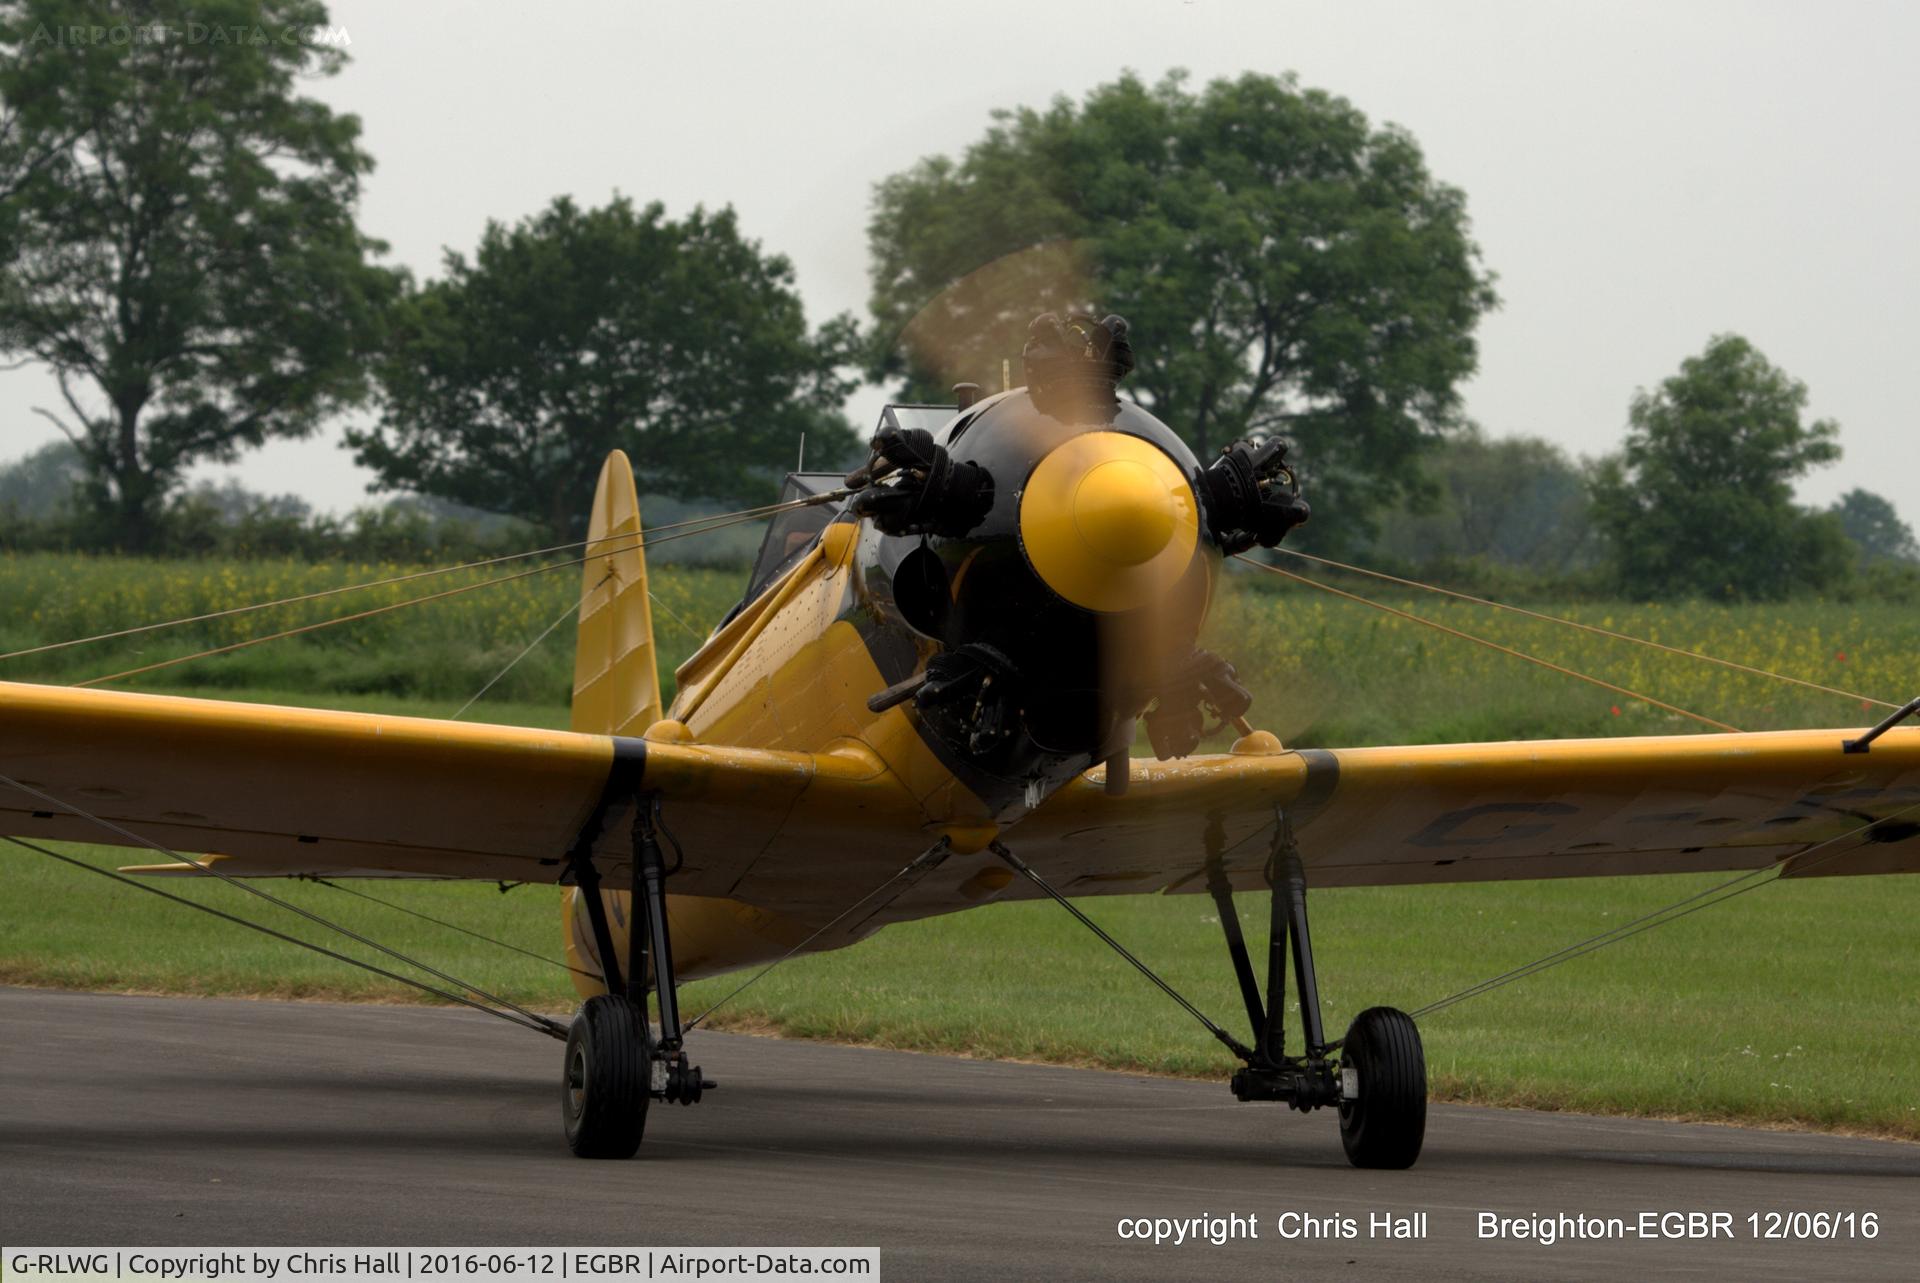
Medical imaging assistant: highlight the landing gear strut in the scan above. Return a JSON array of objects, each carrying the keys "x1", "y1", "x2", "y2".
[
  {"x1": 561, "y1": 788, "x2": 713, "y2": 1159},
  {"x1": 997, "y1": 813, "x2": 1427, "y2": 1169},
  {"x1": 1207, "y1": 814, "x2": 1426, "y2": 1168}
]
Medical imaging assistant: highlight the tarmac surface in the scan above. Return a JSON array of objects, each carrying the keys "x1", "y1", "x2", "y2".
[{"x1": 1, "y1": 986, "x2": 1914, "y2": 1280}]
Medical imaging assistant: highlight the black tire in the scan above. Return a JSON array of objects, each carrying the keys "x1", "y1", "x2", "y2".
[
  {"x1": 1337, "y1": 1006, "x2": 1426, "y2": 1170},
  {"x1": 562, "y1": 994, "x2": 650, "y2": 1159}
]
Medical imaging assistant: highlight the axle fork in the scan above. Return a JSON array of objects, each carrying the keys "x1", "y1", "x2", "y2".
[{"x1": 1206, "y1": 814, "x2": 1341, "y2": 1110}]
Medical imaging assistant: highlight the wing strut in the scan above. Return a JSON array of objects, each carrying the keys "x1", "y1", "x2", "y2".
[
  {"x1": 1844, "y1": 695, "x2": 1920, "y2": 754},
  {"x1": 0, "y1": 770, "x2": 569, "y2": 1038},
  {"x1": 4, "y1": 834, "x2": 566, "y2": 1038},
  {"x1": 685, "y1": 838, "x2": 955, "y2": 1031},
  {"x1": 990, "y1": 841, "x2": 1254, "y2": 1061},
  {"x1": 1406, "y1": 802, "x2": 1920, "y2": 1021}
]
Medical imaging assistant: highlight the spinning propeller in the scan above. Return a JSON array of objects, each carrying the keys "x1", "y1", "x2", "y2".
[{"x1": 852, "y1": 245, "x2": 1313, "y2": 803}]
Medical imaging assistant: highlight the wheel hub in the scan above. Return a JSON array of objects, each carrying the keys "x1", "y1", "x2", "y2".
[{"x1": 566, "y1": 1046, "x2": 587, "y2": 1116}]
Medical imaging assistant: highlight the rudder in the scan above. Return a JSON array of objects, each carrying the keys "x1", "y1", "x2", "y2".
[{"x1": 570, "y1": 449, "x2": 663, "y2": 738}]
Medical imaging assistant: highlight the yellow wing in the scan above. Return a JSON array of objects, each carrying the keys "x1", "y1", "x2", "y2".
[
  {"x1": 0, "y1": 680, "x2": 916, "y2": 897},
  {"x1": 7, "y1": 675, "x2": 1915, "y2": 925},
  {"x1": 1012, "y1": 728, "x2": 1920, "y2": 894}
]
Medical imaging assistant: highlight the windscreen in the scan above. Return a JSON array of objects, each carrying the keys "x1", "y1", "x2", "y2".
[{"x1": 743, "y1": 473, "x2": 849, "y2": 602}]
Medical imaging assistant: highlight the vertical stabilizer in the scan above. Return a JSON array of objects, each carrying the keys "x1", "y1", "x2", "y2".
[{"x1": 570, "y1": 450, "x2": 662, "y2": 737}]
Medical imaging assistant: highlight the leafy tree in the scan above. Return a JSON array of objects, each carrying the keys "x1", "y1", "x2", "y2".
[
  {"x1": 1370, "y1": 428, "x2": 1597, "y2": 572},
  {"x1": 0, "y1": 437, "x2": 82, "y2": 521},
  {"x1": 1590, "y1": 334, "x2": 1849, "y2": 600},
  {"x1": 160, "y1": 477, "x2": 309, "y2": 555},
  {"x1": 1829, "y1": 489, "x2": 1917, "y2": 565},
  {"x1": 0, "y1": 27, "x2": 70, "y2": 266},
  {"x1": 866, "y1": 71, "x2": 1498, "y2": 542},
  {"x1": 170, "y1": 475, "x2": 310, "y2": 524},
  {"x1": 0, "y1": 0, "x2": 396, "y2": 551},
  {"x1": 351, "y1": 195, "x2": 860, "y2": 540}
]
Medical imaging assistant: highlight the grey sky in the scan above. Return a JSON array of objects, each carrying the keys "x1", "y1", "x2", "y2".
[{"x1": 6, "y1": 0, "x2": 1916, "y2": 524}]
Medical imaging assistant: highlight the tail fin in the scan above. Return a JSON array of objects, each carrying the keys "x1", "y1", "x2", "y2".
[{"x1": 570, "y1": 449, "x2": 662, "y2": 737}]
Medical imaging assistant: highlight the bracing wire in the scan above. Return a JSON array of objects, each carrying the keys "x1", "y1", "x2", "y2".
[
  {"x1": 0, "y1": 770, "x2": 567, "y2": 1037},
  {"x1": 69, "y1": 504, "x2": 788, "y2": 689},
  {"x1": 1236, "y1": 555, "x2": 1741, "y2": 733},
  {"x1": 993, "y1": 842, "x2": 1248, "y2": 1057},
  {"x1": 449, "y1": 595, "x2": 583, "y2": 721},
  {"x1": 4, "y1": 835, "x2": 564, "y2": 1037},
  {"x1": 1405, "y1": 803, "x2": 1918, "y2": 1022},
  {"x1": 302, "y1": 876, "x2": 600, "y2": 983},
  {"x1": 1233, "y1": 551, "x2": 1913, "y2": 1030},
  {"x1": 0, "y1": 492, "x2": 842, "y2": 667},
  {"x1": 71, "y1": 557, "x2": 572, "y2": 688},
  {"x1": 646, "y1": 591, "x2": 706, "y2": 646},
  {"x1": 683, "y1": 843, "x2": 952, "y2": 1031},
  {"x1": 1268, "y1": 546, "x2": 1898, "y2": 712}
]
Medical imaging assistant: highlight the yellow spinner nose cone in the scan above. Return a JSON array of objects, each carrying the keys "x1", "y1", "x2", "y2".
[
  {"x1": 1020, "y1": 432, "x2": 1200, "y2": 613},
  {"x1": 1073, "y1": 459, "x2": 1177, "y2": 566}
]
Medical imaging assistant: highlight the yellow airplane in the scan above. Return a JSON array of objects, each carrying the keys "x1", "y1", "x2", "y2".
[{"x1": 3, "y1": 313, "x2": 1917, "y2": 1169}]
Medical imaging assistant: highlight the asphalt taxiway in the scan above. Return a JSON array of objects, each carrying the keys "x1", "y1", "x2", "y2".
[{"x1": 1, "y1": 987, "x2": 1913, "y2": 1280}]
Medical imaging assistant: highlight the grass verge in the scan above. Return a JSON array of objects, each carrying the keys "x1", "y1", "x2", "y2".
[{"x1": 4, "y1": 834, "x2": 1914, "y2": 1140}]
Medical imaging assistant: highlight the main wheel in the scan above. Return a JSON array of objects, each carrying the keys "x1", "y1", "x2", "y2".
[
  {"x1": 1337, "y1": 1006, "x2": 1426, "y2": 1170},
  {"x1": 562, "y1": 993, "x2": 651, "y2": 1159}
]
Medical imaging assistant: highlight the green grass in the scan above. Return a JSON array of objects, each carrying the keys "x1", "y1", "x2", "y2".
[
  {"x1": 686, "y1": 873, "x2": 1920, "y2": 1138},
  {"x1": 3, "y1": 550, "x2": 1912, "y2": 738},
  {"x1": 1204, "y1": 572, "x2": 1919, "y2": 748},
  {"x1": 0, "y1": 549, "x2": 743, "y2": 709},
  {"x1": 5, "y1": 828, "x2": 1914, "y2": 1139},
  {"x1": 2, "y1": 552, "x2": 1918, "y2": 1138}
]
